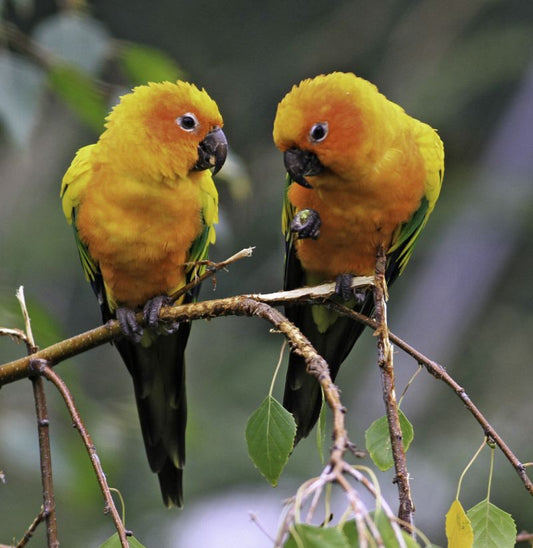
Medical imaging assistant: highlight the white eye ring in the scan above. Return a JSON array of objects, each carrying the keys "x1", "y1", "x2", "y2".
[
  {"x1": 176, "y1": 112, "x2": 199, "y2": 132},
  {"x1": 309, "y1": 121, "x2": 329, "y2": 143}
]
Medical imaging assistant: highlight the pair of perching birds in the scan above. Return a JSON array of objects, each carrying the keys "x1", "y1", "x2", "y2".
[{"x1": 60, "y1": 72, "x2": 444, "y2": 507}]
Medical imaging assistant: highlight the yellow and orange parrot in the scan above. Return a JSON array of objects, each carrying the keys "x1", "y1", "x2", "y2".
[
  {"x1": 60, "y1": 81, "x2": 227, "y2": 506},
  {"x1": 273, "y1": 72, "x2": 444, "y2": 442}
]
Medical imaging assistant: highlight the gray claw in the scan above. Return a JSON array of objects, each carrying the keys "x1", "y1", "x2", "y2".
[
  {"x1": 143, "y1": 295, "x2": 170, "y2": 329},
  {"x1": 335, "y1": 274, "x2": 354, "y2": 301},
  {"x1": 117, "y1": 307, "x2": 143, "y2": 343}
]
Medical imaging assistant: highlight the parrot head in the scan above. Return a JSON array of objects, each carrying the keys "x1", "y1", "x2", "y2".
[
  {"x1": 273, "y1": 72, "x2": 383, "y2": 188},
  {"x1": 100, "y1": 80, "x2": 227, "y2": 179}
]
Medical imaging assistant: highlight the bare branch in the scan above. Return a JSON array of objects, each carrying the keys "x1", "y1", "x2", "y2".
[
  {"x1": 373, "y1": 247, "x2": 414, "y2": 528},
  {"x1": 16, "y1": 286, "x2": 59, "y2": 548},
  {"x1": 327, "y1": 301, "x2": 533, "y2": 496},
  {"x1": 32, "y1": 359, "x2": 131, "y2": 547},
  {"x1": 15, "y1": 508, "x2": 47, "y2": 548}
]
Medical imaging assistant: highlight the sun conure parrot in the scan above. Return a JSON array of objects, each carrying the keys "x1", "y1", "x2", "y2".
[
  {"x1": 60, "y1": 81, "x2": 227, "y2": 507},
  {"x1": 273, "y1": 72, "x2": 444, "y2": 443}
]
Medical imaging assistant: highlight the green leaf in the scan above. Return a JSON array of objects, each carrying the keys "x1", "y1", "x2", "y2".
[
  {"x1": 245, "y1": 395, "x2": 296, "y2": 485},
  {"x1": 285, "y1": 524, "x2": 350, "y2": 548},
  {"x1": 48, "y1": 65, "x2": 108, "y2": 132},
  {"x1": 342, "y1": 514, "x2": 422, "y2": 548},
  {"x1": 99, "y1": 533, "x2": 146, "y2": 548},
  {"x1": 375, "y1": 510, "x2": 420, "y2": 548},
  {"x1": 446, "y1": 499, "x2": 474, "y2": 548},
  {"x1": 365, "y1": 410, "x2": 414, "y2": 471},
  {"x1": 467, "y1": 498, "x2": 516, "y2": 548},
  {"x1": 120, "y1": 43, "x2": 186, "y2": 85}
]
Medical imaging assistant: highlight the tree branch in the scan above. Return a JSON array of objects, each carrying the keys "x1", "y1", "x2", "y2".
[
  {"x1": 327, "y1": 300, "x2": 533, "y2": 496},
  {"x1": 1, "y1": 248, "x2": 531, "y2": 547},
  {"x1": 16, "y1": 286, "x2": 59, "y2": 548},
  {"x1": 31, "y1": 359, "x2": 131, "y2": 547},
  {"x1": 373, "y1": 247, "x2": 414, "y2": 528}
]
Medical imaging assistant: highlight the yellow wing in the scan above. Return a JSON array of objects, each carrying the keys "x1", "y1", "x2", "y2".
[
  {"x1": 60, "y1": 144, "x2": 100, "y2": 285},
  {"x1": 388, "y1": 123, "x2": 444, "y2": 274}
]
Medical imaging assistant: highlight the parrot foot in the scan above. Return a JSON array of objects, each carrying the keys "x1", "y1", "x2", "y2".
[
  {"x1": 290, "y1": 208, "x2": 321, "y2": 239},
  {"x1": 143, "y1": 295, "x2": 172, "y2": 329},
  {"x1": 117, "y1": 296, "x2": 175, "y2": 342},
  {"x1": 116, "y1": 307, "x2": 144, "y2": 343},
  {"x1": 143, "y1": 295, "x2": 182, "y2": 335},
  {"x1": 335, "y1": 274, "x2": 371, "y2": 303}
]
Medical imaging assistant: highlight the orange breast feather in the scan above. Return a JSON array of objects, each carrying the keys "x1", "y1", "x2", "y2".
[
  {"x1": 289, "y1": 141, "x2": 426, "y2": 279},
  {"x1": 77, "y1": 168, "x2": 204, "y2": 309}
]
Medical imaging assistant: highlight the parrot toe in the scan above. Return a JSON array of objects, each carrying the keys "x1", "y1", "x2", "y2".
[
  {"x1": 290, "y1": 208, "x2": 321, "y2": 239},
  {"x1": 335, "y1": 273, "x2": 356, "y2": 301},
  {"x1": 116, "y1": 307, "x2": 143, "y2": 343},
  {"x1": 143, "y1": 295, "x2": 172, "y2": 329}
]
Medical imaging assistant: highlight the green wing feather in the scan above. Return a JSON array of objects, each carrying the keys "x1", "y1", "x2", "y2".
[{"x1": 182, "y1": 172, "x2": 219, "y2": 291}]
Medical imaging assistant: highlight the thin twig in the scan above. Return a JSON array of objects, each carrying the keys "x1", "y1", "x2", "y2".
[
  {"x1": 373, "y1": 248, "x2": 414, "y2": 528},
  {"x1": 15, "y1": 508, "x2": 47, "y2": 548},
  {"x1": 326, "y1": 301, "x2": 533, "y2": 496},
  {"x1": 516, "y1": 531, "x2": 533, "y2": 543},
  {"x1": 31, "y1": 360, "x2": 130, "y2": 548},
  {"x1": 173, "y1": 246, "x2": 255, "y2": 302},
  {"x1": 16, "y1": 287, "x2": 59, "y2": 548}
]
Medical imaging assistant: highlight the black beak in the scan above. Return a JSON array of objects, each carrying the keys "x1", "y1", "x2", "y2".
[
  {"x1": 194, "y1": 127, "x2": 228, "y2": 174},
  {"x1": 283, "y1": 148, "x2": 324, "y2": 188}
]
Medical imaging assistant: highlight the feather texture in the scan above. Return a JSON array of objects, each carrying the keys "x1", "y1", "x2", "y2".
[
  {"x1": 274, "y1": 72, "x2": 444, "y2": 441},
  {"x1": 61, "y1": 81, "x2": 225, "y2": 506}
]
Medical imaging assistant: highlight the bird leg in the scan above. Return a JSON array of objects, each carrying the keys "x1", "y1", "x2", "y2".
[{"x1": 290, "y1": 208, "x2": 321, "y2": 239}]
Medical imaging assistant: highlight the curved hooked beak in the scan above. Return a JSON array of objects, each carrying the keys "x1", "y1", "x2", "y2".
[
  {"x1": 283, "y1": 148, "x2": 324, "y2": 188},
  {"x1": 194, "y1": 127, "x2": 228, "y2": 174}
]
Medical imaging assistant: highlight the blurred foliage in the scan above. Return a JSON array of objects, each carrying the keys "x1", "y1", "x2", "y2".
[{"x1": 0, "y1": 0, "x2": 532, "y2": 546}]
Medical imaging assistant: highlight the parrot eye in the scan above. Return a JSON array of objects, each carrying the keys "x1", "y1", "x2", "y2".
[
  {"x1": 309, "y1": 122, "x2": 328, "y2": 143},
  {"x1": 176, "y1": 113, "x2": 199, "y2": 132}
]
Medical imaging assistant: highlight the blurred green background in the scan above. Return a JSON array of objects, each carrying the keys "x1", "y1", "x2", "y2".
[{"x1": 1, "y1": 0, "x2": 532, "y2": 546}]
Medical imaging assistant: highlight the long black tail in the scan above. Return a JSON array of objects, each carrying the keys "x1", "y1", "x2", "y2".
[
  {"x1": 115, "y1": 322, "x2": 190, "y2": 507},
  {"x1": 283, "y1": 297, "x2": 372, "y2": 444}
]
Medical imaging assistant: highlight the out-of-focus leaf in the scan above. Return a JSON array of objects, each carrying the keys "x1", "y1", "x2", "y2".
[
  {"x1": 446, "y1": 499, "x2": 474, "y2": 548},
  {"x1": 119, "y1": 43, "x2": 186, "y2": 85},
  {"x1": 100, "y1": 533, "x2": 146, "y2": 548},
  {"x1": 365, "y1": 410, "x2": 414, "y2": 471},
  {"x1": 33, "y1": 12, "x2": 111, "y2": 74},
  {"x1": 467, "y1": 498, "x2": 516, "y2": 548},
  {"x1": 245, "y1": 395, "x2": 295, "y2": 486},
  {"x1": 48, "y1": 65, "x2": 108, "y2": 132},
  {"x1": 285, "y1": 524, "x2": 350, "y2": 548},
  {"x1": 0, "y1": 51, "x2": 45, "y2": 146},
  {"x1": 214, "y1": 151, "x2": 252, "y2": 201}
]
